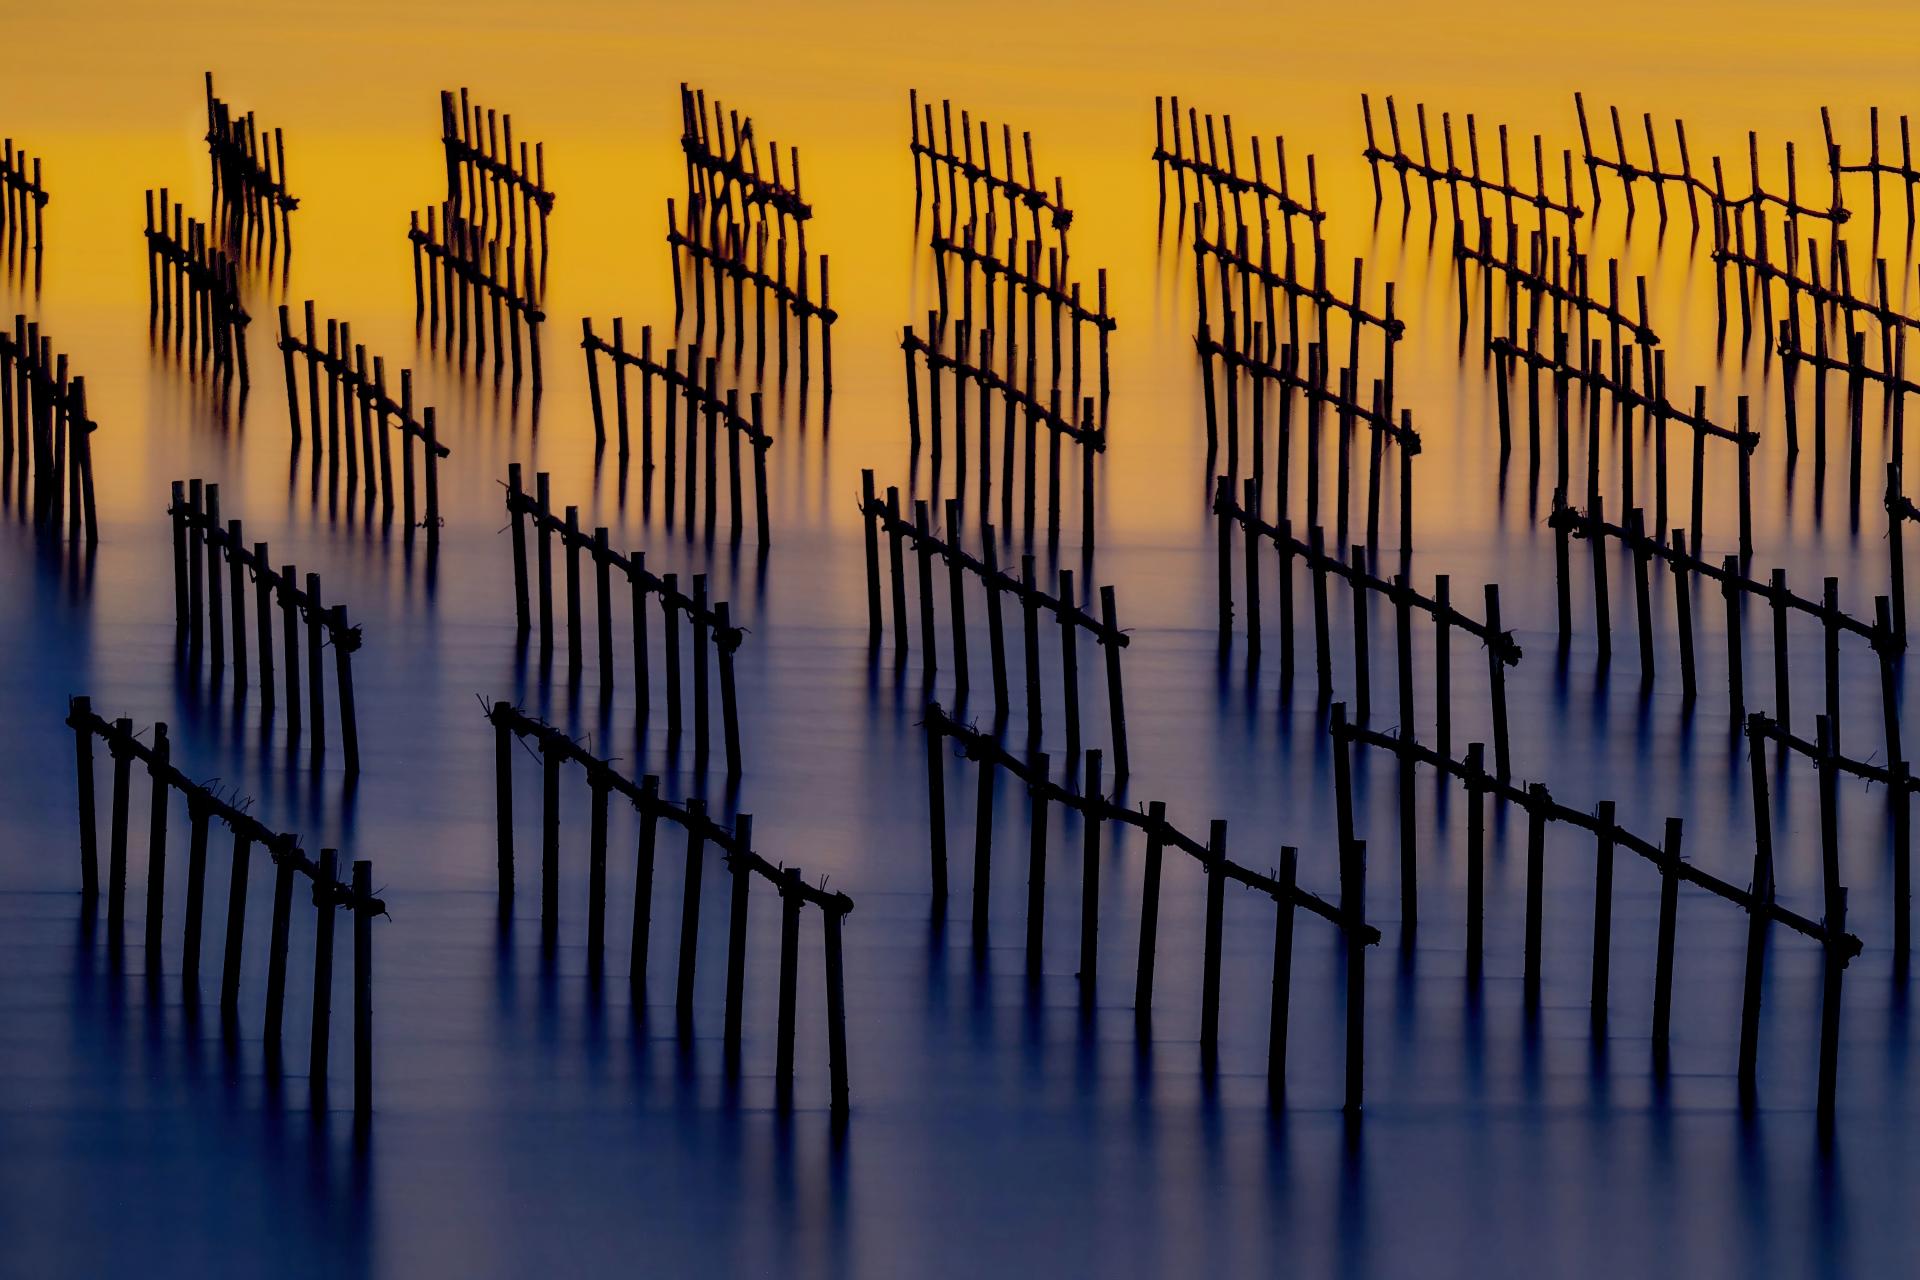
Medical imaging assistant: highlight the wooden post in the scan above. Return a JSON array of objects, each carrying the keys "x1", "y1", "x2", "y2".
[
  {"x1": 535, "y1": 472, "x2": 554, "y2": 655},
  {"x1": 970, "y1": 738, "x2": 995, "y2": 948},
  {"x1": 1485, "y1": 584, "x2": 1511, "y2": 779},
  {"x1": 824, "y1": 904, "x2": 850, "y2": 1119},
  {"x1": 645, "y1": 775, "x2": 696, "y2": 1028},
  {"x1": 304, "y1": 572, "x2": 328, "y2": 766},
  {"x1": 1393, "y1": 576, "x2": 1418, "y2": 929},
  {"x1": 1818, "y1": 887, "x2": 1847, "y2": 1127},
  {"x1": 1343, "y1": 838, "x2": 1367, "y2": 1115},
  {"x1": 309, "y1": 849, "x2": 339, "y2": 1099},
  {"x1": 631, "y1": 777, "x2": 660, "y2": 1001},
  {"x1": 564, "y1": 506, "x2": 584, "y2": 674},
  {"x1": 887, "y1": 488, "x2": 909, "y2": 664},
  {"x1": 1199, "y1": 819, "x2": 1228, "y2": 1059},
  {"x1": 71, "y1": 698, "x2": 98, "y2": 901},
  {"x1": 333, "y1": 606, "x2": 359, "y2": 778},
  {"x1": 715, "y1": 603, "x2": 742, "y2": 778},
  {"x1": 1350, "y1": 546, "x2": 1372, "y2": 721},
  {"x1": 594, "y1": 529, "x2": 613, "y2": 694},
  {"x1": 663, "y1": 575, "x2": 683, "y2": 740},
  {"x1": 1078, "y1": 750, "x2": 1102, "y2": 997},
  {"x1": 1134, "y1": 801, "x2": 1166, "y2": 1021},
  {"x1": 1738, "y1": 719, "x2": 1774, "y2": 1094},
  {"x1": 144, "y1": 724, "x2": 172, "y2": 969},
  {"x1": 1267, "y1": 847, "x2": 1298, "y2": 1104},
  {"x1": 1523, "y1": 784, "x2": 1546, "y2": 1011},
  {"x1": 1590, "y1": 800, "x2": 1615, "y2": 1023},
  {"x1": 861, "y1": 471, "x2": 882, "y2": 647},
  {"x1": 1026, "y1": 751, "x2": 1051, "y2": 977},
  {"x1": 775, "y1": 866, "x2": 802, "y2": 1111},
  {"x1": 494, "y1": 703, "x2": 514, "y2": 907},
  {"x1": 1651, "y1": 818, "x2": 1683, "y2": 1058},
  {"x1": 723, "y1": 815, "x2": 753, "y2": 1069}
]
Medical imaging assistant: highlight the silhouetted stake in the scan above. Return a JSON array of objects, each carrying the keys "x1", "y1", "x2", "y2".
[
  {"x1": 1343, "y1": 837, "x2": 1367, "y2": 1115},
  {"x1": 307, "y1": 848, "x2": 340, "y2": 1104},
  {"x1": 1199, "y1": 819, "x2": 1228, "y2": 1060},
  {"x1": 0, "y1": 137, "x2": 50, "y2": 255},
  {"x1": 1738, "y1": 715, "x2": 1775, "y2": 1096},
  {"x1": 1259, "y1": 844, "x2": 1299, "y2": 1102},
  {"x1": 279, "y1": 307, "x2": 448, "y2": 533},
  {"x1": 170, "y1": 485, "x2": 362, "y2": 770},
  {"x1": 926, "y1": 711, "x2": 949, "y2": 911},
  {"x1": 1079, "y1": 750, "x2": 1103, "y2": 998},
  {"x1": 71, "y1": 697, "x2": 98, "y2": 900},
  {"x1": 1026, "y1": 750, "x2": 1051, "y2": 977},
  {"x1": 1649, "y1": 818, "x2": 1683, "y2": 1068},
  {"x1": 775, "y1": 865, "x2": 803, "y2": 1111},
  {"x1": 667, "y1": 199, "x2": 834, "y2": 386},
  {"x1": 143, "y1": 724, "x2": 172, "y2": 973},
  {"x1": 1463, "y1": 743, "x2": 1486, "y2": 977},
  {"x1": 1134, "y1": 800, "x2": 1168, "y2": 1022},
  {"x1": 1367, "y1": 94, "x2": 1583, "y2": 230},
  {"x1": 1553, "y1": 497, "x2": 1900, "y2": 728},
  {"x1": 1629, "y1": 509, "x2": 1656, "y2": 681},
  {"x1": 409, "y1": 202, "x2": 545, "y2": 389},
  {"x1": 909, "y1": 91, "x2": 1074, "y2": 254},
  {"x1": 2, "y1": 319, "x2": 100, "y2": 547},
  {"x1": 144, "y1": 192, "x2": 251, "y2": 385},
  {"x1": 1520, "y1": 784, "x2": 1547, "y2": 1011},
  {"x1": 723, "y1": 813, "x2": 754, "y2": 1070},
  {"x1": 1666, "y1": 530, "x2": 1697, "y2": 700},
  {"x1": 70, "y1": 704, "x2": 384, "y2": 1102}
]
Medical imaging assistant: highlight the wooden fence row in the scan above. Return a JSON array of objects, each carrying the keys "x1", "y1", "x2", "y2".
[
  {"x1": 487, "y1": 701, "x2": 850, "y2": 1114},
  {"x1": 1, "y1": 315, "x2": 98, "y2": 545},
  {"x1": 67, "y1": 697, "x2": 385, "y2": 1120},
  {"x1": 862, "y1": 471, "x2": 1130, "y2": 774},
  {"x1": 502, "y1": 465, "x2": 747, "y2": 776},
  {"x1": 169, "y1": 480, "x2": 364, "y2": 773},
  {"x1": 924, "y1": 702, "x2": 1379, "y2": 1110}
]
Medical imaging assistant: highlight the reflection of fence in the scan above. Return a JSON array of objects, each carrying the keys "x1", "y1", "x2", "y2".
[
  {"x1": 440, "y1": 87, "x2": 553, "y2": 258},
  {"x1": 1213, "y1": 479, "x2": 1514, "y2": 771},
  {"x1": 0, "y1": 315, "x2": 98, "y2": 545},
  {"x1": 1333, "y1": 702, "x2": 1861, "y2": 1118},
  {"x1": 862, "y1": 473, "x2": 1129, "y2": 773},
  {"x1": 925, "y1": 702, "x2": 1378, "y2": 1110},
  {"x1": 145, "y1": 190, "x2": 250, "y2": 385},
  {"x1": 487, "y1": 702, "x2": 850, "y2": 1114},
  {"x1": 0, "y1": 138, "x2": 46, "y2": 249},
  {"x1": 277, "y1": 303, "x2": 448, "y2": 534},
  {"x1": 204, "y1": 72, "x2": 296, "y2": 250},
  {"x1": 1362, "y1": 93, "x2": 1582, "y2": 229},
  {"x1": 67, "y1": 698, "x2": 385, "y2": 1120},
  {"x1": 409, "y1": 204, "x2": 545, "y2": 386},
  {"x1": 169, "y1": 480, "x2": 364, "y2": 774},
  {"x1": 579, "y1": 325, "x2": 773, "y2": 546},
  {"x1": 504, "y1": 466, "x2": 747, "y2": 776},
  {"x1": 910, "y1": 90, "x2": 1073, "y2": 248}
]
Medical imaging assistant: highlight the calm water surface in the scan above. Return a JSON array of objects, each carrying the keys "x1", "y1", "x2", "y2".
[{"x1": 1, "y1": 3, "x2": 1918, "y2": 1276}]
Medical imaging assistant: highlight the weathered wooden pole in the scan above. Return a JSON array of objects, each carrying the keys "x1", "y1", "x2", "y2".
[
  {"x1": 1199, "y1": 819, "x2": 1228, "y2": 1060},
  {"x1": 775, "y1": 866, "x2": 802, "y2": 1111},
  {"x1": 1078, "y1": 751, "x2": 1103, "y2": 998},
  {"x1": 309, "y1": 848, "x2": 339, "y2": 1100}
]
